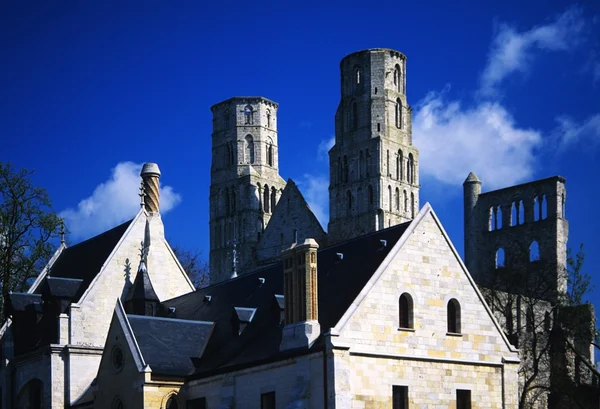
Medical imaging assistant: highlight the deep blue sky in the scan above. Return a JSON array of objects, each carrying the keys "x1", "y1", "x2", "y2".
[{"x1": 2, "y1": 1, "x2": 599, "y2": 304}]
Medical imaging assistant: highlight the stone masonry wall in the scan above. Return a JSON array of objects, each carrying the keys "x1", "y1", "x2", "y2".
[{"x1": 335, "y1": 208, "x2": 520, "y2": 407}]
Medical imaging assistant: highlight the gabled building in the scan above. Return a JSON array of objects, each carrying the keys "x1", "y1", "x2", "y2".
[
  {"x1": 94, "y1": 203, "x2": 520, "y2": 408},
  {"x1": 0, "y1": 164, "x2": 195, "y2": 408}
]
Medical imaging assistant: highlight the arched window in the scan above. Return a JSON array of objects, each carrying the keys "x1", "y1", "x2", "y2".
[
  {"x1": 343, "y1": 156, "x2": 349, "y2": 183},
  {"x1": 244, "y1": 105, "x2": 254, "y2": 124},
  {"x1": 410, "y1": 192, "x2": 415, "y2": 218},
  {"x1": 403, "y1": 190, "x2": 408, "y2": 213},
  {"x1": 357, "y1": 187, "x2": 362, "y2": 213},
  {"x1": 267, "y1": 139, "x2": 273, "y2": 166},
  {"x1": 541, "y1": 194, "x2": 548, "y2": 219},
  {"x1": 534, "y1": 196, "x2": 540, "y2": 221},
  {"x1": 245, "y1": 135, "x2": 255, "y2": 164},
  {"x1": 224, "y1": 188, "x2": 230, "y2": 215},
  {"x1": 496, "y1": 205, "x2": 503, "y2": 229},
  {"x1": 231, "y1": 190, "x2": 236, "y2": 213},
  {"x1": 397, "y1": 149, "x2": 403, "y2": 180},
  {"x1": 395, "y1": 98, "x2": 402, "y2": 128},
  {"x1": 225, "y1": 142, "x2": 232, "y2": 166},
  {"x1": 529, "y1": 241, "x2": 540, "y2": 262},
  {"x1": 388, "y1": 185, "x2": 392, "y2": 211},
  {"x1": 16, "y1": 379, "x2": 43, "y2": 409},
  {"x1": 263, "y1": 184, "x2": 270, "y2": 213},
  {"x1": 368, "y1": 185, "x2": 374, "y2": 208},
  {"x1": 489, "y1": 207, "x2": 494, "y2": 231},
  {"x1": 352, "y1": 102, "x2": 358, "y2": 129},
  {"x1": 561, "y1": 193, "x2": 565, "y2": 218},
  {"x1": 266, "y1": 109, "x2": 271, "y2": 128},
  {"x1": 386, "y1": 150, "x2": 390, "y2": 176},
  {"x1": 271, "y1": 187, "x2": 277, "y2": 213},
  {"x1": 395, "y1": 187, "x2": 400, "y2": 211},
  {"x1": 447, "y1": 299, "x2": 461, "y2": 334},
  {"x1": 224, "y1": 109, "x2": 230, "y2": 129},
  {"x1": 346, "y1": 190, "x2": 352, "y2": 215},
  {"x1": 399, "y1": 293, "x2": 413, "y2": 329},
  {"x1": 394, "y1": 64, "x2": 401, "y2": 92},
  {"x1": 519, "y1": 200, "x2": 524, "y2": 225},
  {"x1": 511, "y1": 202, "x2": 517, "y2": 226},
  {"x1": 166, "y1": 395, "x2": 179, "y2": 409},
  {"x1": 365, "y1": 149, "x2": 371, "y2": 176},
  {"x1": 407, "y1": 153, "x2": 414, "y2": 184},
  {"x1": 496, "y1": 248, "x2": 505, "y2": 268},
  {"x1": 359, "y1": 150, "x2": 364, "y2": 179}
]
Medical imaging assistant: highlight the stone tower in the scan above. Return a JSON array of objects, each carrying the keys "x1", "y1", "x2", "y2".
[
  {"x1": 463, "y1": 174, "x2": 568, "y2": 299},
  {"x1": 209, "y1": 97, "x2": 286, "y2": 284},
  {"x1": 328, "y1": 48, "x2": 420, "y2": 243}
]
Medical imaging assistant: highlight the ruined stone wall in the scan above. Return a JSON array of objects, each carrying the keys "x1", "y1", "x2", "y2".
[{"x1": 464, "y1": 176, "x2": 568, "y2": 298}]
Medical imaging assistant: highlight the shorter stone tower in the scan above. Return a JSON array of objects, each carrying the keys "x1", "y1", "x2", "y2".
[
  {"x1": 463, "y1": 174, "x2": 568, "y2": 299},
  {"x1": 209, "y1": 97, "x2": 286, "y2": 284},
  {"x1": 328, "y1": 48, "x2": 420, "y2": 243}
]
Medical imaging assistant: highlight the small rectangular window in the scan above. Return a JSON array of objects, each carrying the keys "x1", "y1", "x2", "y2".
[
  {"x1": 457, "y1": 389, "x2": 471, "y2": 409},
  {"x1": 261, "y1": 392, "x2": 275, "y2": 409},
  {"x1": 392, "y1": 385, "x2": 408, "y2": 409}
]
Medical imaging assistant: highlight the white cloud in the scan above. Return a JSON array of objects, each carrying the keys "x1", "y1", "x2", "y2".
[
  {"x1": 297, "y1": 174, "x2": 329, "y2": 229},
  {"x1": 413, "y1": 90, "x2": 543, "y2": 189},
  {"x1": 480, "y1": 7, "x2": 584, "y2": 95},
  {"x1": 61, "y1": 162, "x2": 182, "y2": 241},
  {"x1": 317, "y1": 136, "x2": 335, "y2": 161},
  {"x1": 554, "y1": 113, "x2": 600, "y2": 148}
]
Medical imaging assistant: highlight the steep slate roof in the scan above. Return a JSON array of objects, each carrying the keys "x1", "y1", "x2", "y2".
[
  {"x1": 44, "y1": 277, "x2": 84, "y2": 298},
  {"x1": 37, "y1": 219, "x2": 133, "y2": 301},
  {"x1": 125, "y1": 267, "x2": 159, "y2": 303},
  {"x1": 127, "y1": 315, "x2": 214, "y2": 377},
  {"x1": 162, "y1": 221, "x2": 411, "y2": 377}
]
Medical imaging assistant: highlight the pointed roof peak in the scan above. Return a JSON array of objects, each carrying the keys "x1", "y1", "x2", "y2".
[{"x1": 464, "y1": 172, "x2": 481, "y2": 184}]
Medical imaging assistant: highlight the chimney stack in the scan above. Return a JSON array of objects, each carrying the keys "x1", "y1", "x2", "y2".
[
  {"x1": 280, "y1": 238, "x2": 320, "y2": 351},
  {"x1": 140, "y1": 163, "x2": 161, "y2": 213}
]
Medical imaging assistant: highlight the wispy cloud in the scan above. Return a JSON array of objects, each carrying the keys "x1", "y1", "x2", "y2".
[
  {"x1": 297, "y1": 174, "x2": 329, "y2": 230},
  {"x1": 554, "y1": 113, "x2": 600, "y2": 148},
  {"x1": 61, "y1": 162, "x2": 182, "y2": 241},
  {"x1": 413, "y1": 89, "x2": 543, "y2": 189},
  {"x1": 480, "y1": 7, "x2": 585, "y2": 95},
  {"x1": 317, "y1": 136, "x2": 335, "y2": 161}
]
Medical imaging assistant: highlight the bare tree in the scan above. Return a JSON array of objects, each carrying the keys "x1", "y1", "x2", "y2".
[
  {"x1": 171, "y1": 243, "x2": 210, "y2": 289},
  {"x1": 482, "y1": 244, "x2": 597, "y2": 409},
  {"x1": 0, "y1": 162, "x2": 62, "y2": 322}
]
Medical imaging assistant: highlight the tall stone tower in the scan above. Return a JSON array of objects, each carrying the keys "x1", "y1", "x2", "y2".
[
  {"x1": 328, "y1": 48, "x2": 420, "y2": 243},
  {"x1": 209, "y1": 97, "x2": 286, "y2": 284}
]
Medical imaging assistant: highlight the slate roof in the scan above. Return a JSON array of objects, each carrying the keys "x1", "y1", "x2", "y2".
[
  {"x1": 44, "y1": 277, "x2": 84, "y2": 298},
  {"x1": 37, "y1": 219, "x2": 132, "y2": 301},
  {"x1": 7, "y1": 293, "x2": 42, "y2": 312},
  {"x1": 125, "y1": 267, "x2": 159, "y2": 303},
  {"x1": 161, "y1": 221, "x2": 411, "y2": 378},
  {"x1": 127, "y1": 315, "x2": 214, "y2": 377}
]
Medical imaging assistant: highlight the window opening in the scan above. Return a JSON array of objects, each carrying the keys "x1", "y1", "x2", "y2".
[
  {"x1": 534, "y1": 196, "x2": 540, "y2": 221},
  {"x1": 511, "y1": 202, "x2": 517, "y2": 227},
  {"x1": 541, "y1": 194, "x2": 548, "y2": 219},
  {"x1": 392, "y1": 385, "x2": 408, "y2": 409},
  {"x1": 244, "y1": 105, "x2": 254, "y2": 124},
  {"x1": 395, "y1": 99, "x2": 402, "y2": 128},
  {"x1": 447, "y1": 299, "x2": 461, "y2": 333},
  {"x1": 245, "y1": 135, "x2": 255, "y2": 164},
  {"x1": 395, "y1": 188, "x2": 400, "y2": 211},
  {"x1": 456, "y1": 390, "x2": 471, "y2": 409},
  {"x1": 261, "y1": 392, "x2": 276, "y2": 409},
  {"x1": 266, "y1": 109, "x2": 271, "y2": 128},
  {"x1": 519, "y1": 200, "x2": 524, "y2": 224},
  {"x1": 398, "y1": 293, "x2": 413, "y2": 329},
  {"x1": 388, "y1": 186, "x2": 392, "y2": 211},
  {"x1": 410, "y1": 192, "x2": 415, "y2": 218},
  {"x1": 496, "y1": 206, "x2": 503, "y2": 229},
  {"x1": 529, "y1": 241, "x2": 540, "y2": 262},
  {"x1": 496, "y1": 248, "x2": 505, "y2": 268}
]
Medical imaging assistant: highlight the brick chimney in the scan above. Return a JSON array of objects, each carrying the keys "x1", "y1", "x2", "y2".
[
  {"x1": 280, "y1": 238, "x2": 320, "y2": 351},
  {"x1": 140, "y1": 163, "x2": 161, "y2": 213}
]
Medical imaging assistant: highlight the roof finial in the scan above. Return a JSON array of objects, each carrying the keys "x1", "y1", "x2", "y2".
[
  {"x1": 139, "y1": 181, "x2": 146, "y2": 208},
  {"x1": 60, "y1": 220, "x2": 66, "y2": 245}
]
